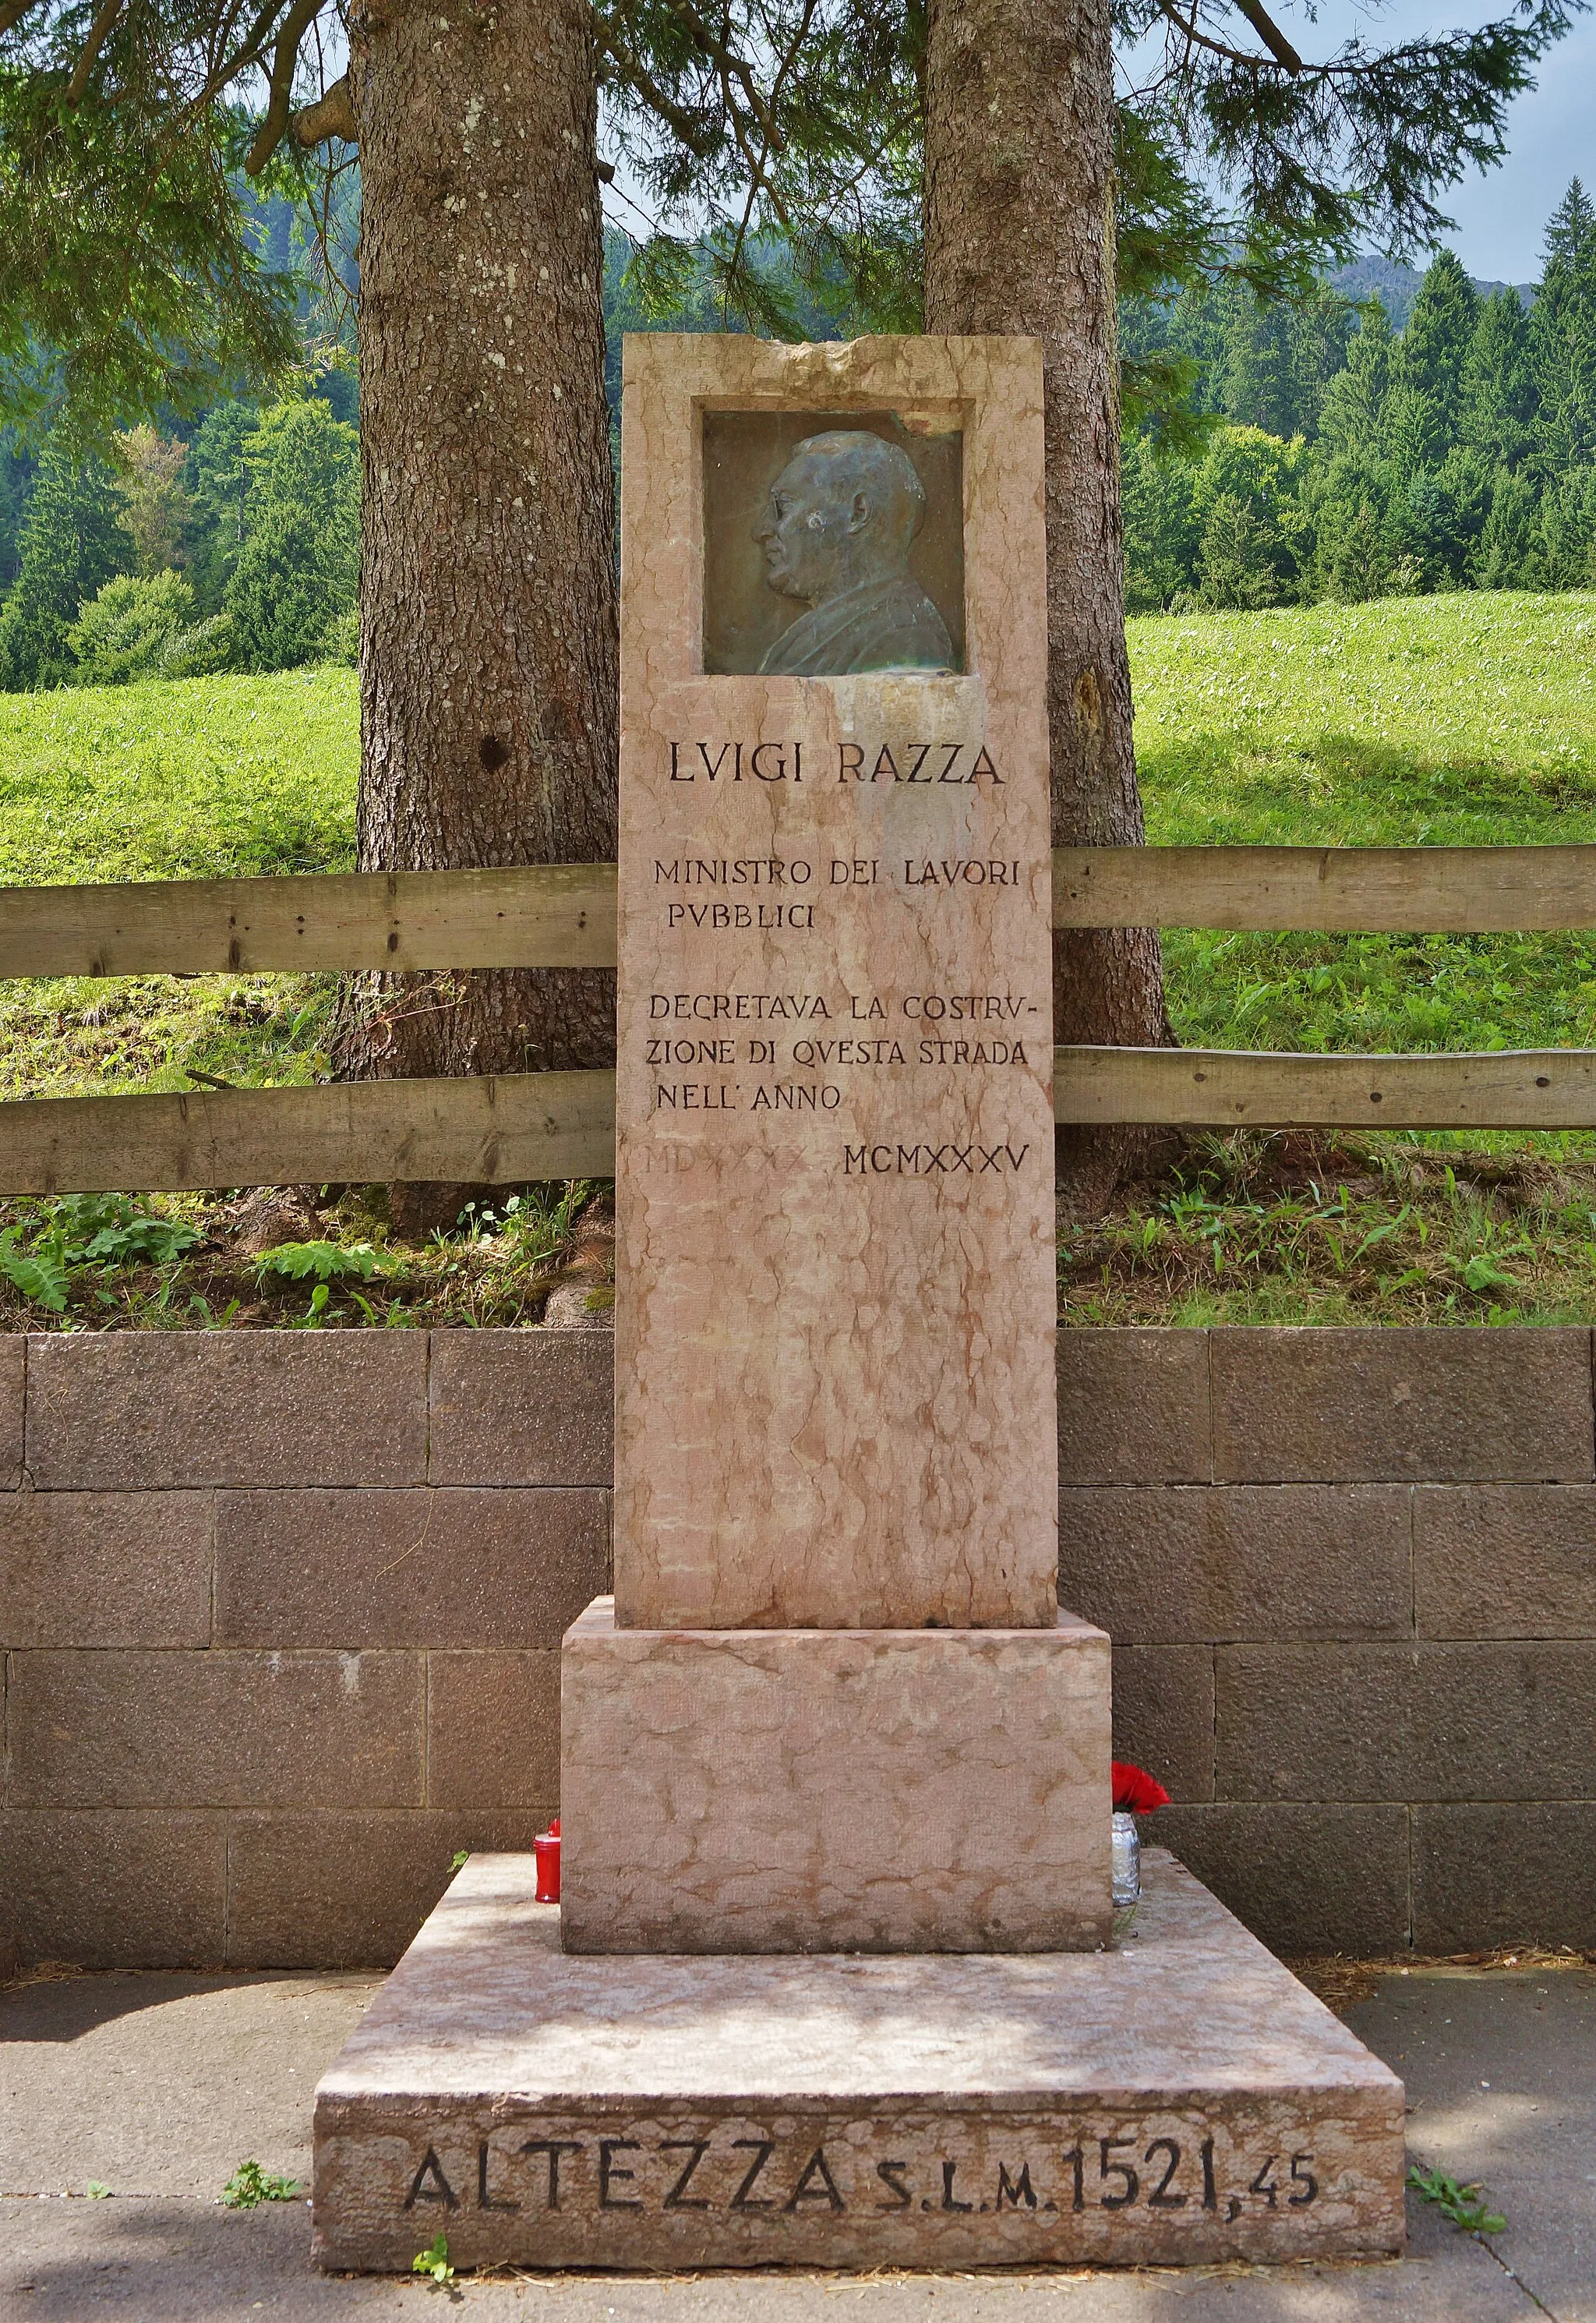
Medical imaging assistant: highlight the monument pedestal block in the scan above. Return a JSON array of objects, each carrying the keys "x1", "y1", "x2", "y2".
[
  {"x1": 312, "y1": 1850, "x2": 1406, "y2": 2272},
  {"x1": 559, "y1": 1596, "x2": 1112, "y2": 1955}
]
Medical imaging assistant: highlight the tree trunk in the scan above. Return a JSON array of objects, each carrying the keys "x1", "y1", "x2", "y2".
[
  {"x1": 923, "y1": 0, "x2": 1171, "y2": 1216},
  {"x1": 337, "y1": 0, "x2": 618, "y2": 1204}
]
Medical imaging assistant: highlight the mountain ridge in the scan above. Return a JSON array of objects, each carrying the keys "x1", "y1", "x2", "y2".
[{"x1": 1332, "y1": 253, "x2": 1534, "y2": 324}]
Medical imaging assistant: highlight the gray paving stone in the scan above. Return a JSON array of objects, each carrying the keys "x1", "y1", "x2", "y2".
[
  {"x1": 0, "y1": 1490, "x2": 213, "y2": 1649},
  {"x1": 0, "y1": 1811, "x2": 228, "y2": 1969},
  {"x1": 427, "y1": 1328, "x2": 614, "y2": 1486},
  {"x1": 1415, "y1": 1483, "x2": 1596, "y2": 1637},
  {"x1": 0, "y1": 1335, "x2": 22, "y2": 1488},
  {"x1": 2, "y1": 1932, "x2": 1585, "y2": 2320},
  {"x1": 8, "y1": 1652, "x2": 424, "y2": 1811},
  {"x1": 1214, "y1": 1642, "x2": 1596, "y2": 1802},
  {"x1": 1060, "y1": 1484, "x2": 1411, "y2": 1642},
  {"x1": 214, "y1": 1487, "x2": 609, "y2": 1649}
]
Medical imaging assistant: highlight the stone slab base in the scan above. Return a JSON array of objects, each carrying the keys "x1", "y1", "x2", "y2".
[
  {"x1": 558, "y1": 1596, "x2": 1113, "y2": 1954},
  {"x1": 312, "y1": 1849, "x2": 1405, "y2": 2272}
]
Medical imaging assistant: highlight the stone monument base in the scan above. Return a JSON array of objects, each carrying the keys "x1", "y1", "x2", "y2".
[
  {"x1": 312, "y1": 1850, "x2": 1405, "y2": 2272},
  {"x1": 559, "y1": 1596, "x2": 1113, "y2": 1955}
]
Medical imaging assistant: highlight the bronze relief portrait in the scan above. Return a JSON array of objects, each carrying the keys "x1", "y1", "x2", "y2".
[{"x1": 702, "y1": 410, "x2": 965, "y2": 677}]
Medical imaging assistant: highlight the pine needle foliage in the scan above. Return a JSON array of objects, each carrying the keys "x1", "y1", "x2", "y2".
[{"x1": 0, "y1": 0, "x2": 1585, "y2": 447}]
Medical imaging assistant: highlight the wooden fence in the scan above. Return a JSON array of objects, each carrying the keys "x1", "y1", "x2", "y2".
[{"x1": 4, "y1": 846, "x2": 1596, "y2": 1193}]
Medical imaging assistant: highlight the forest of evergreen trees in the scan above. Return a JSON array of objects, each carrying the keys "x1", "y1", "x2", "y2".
[
  {"x1": 1122, "y1": 180, "x2": 1596, "y2": 611},
  {"x1": 0, "y1": 380, "x2": 359, "y2": 692},
  {"x1": 0, "y1": 183, "x2": 360, "y2": 695},
  {"x1": 2, "y1": 184, "x2": 1594, "y2": 693}
]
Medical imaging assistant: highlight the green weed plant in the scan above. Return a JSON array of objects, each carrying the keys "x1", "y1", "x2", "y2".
[
  {"x1": 221, "y1": 2159, "x2": 301, "y2": 2208},
  {"x1": 411, "y1": 2233, "x2": 456, "y2": 2282},
  {"x1": 254, "y1": 1239, "x2": 390, "y2": 1284},
  {"x1": 1407, "y1": 2162, "x2": 1506, "y2": 2236}
]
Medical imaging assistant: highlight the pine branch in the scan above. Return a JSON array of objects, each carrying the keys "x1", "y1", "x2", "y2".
[
  {"x1": 291, "y1": 70, "x2": 355, "y2": 148},
  {"x1": 0, "y1": 1, "x2": 41, "y2": 39},
  {"x1": 243, "y1": 0, "x2": 326, "y2": 174},
  {"x1": 1230, "y1": 0, "x2": 1302, "y2": 74},
  {"x1": 63, "y1": 0, "x2": 123, "y2": 103},
  {"x1": 592, "y1": 13, "x2": 722, "y2": 159},
  {"x1": 1156, "y1": 0, "x2": 1293, "y2": 74},
  {"x1": 660, "y1": 0, "x2": 783, "y2": 150},
  {"x1": 185, "y1": 0, "x2": 315, "y2": 135}
]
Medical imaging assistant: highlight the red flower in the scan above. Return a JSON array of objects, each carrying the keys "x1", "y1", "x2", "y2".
[{"x1": 1112, "y1": 1761, "x2": 1171, "y2": 1814}]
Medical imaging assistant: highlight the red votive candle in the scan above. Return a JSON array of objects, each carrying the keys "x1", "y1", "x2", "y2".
[{"x1": 533, "y1": 1817, "x2": 561, "y2": 1904}]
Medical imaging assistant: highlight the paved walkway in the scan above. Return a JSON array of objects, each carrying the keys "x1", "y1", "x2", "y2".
[{"x1": 2, "y1": 1960, "x2": 1590, "y2": 2320}]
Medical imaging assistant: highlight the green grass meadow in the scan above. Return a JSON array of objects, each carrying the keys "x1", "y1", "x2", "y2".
[
  {"x1": 0, "y1": 665, "x2": 356, "y2": 887},
  {"x1": 1141, "y1": 592, "x2": 1596, "y2": 1059},
  {"x1": 5, "y1": 589, "x2": 1596, "y2": 1325},
  {"x1": 0, "y1": 666, "x2": 355, "y2": 1102}
]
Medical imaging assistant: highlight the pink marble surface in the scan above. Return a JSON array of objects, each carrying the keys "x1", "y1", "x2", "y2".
[
  {"x1": 615, "y1": 335, "x2": 1057, "y2": 1631},
  {"x1": 312, "y1": 1849, "x2": 1406, "y2": 2271},
  {"x1": 558, "y1": 1596, "x2": 1113, "y2": 1955}
]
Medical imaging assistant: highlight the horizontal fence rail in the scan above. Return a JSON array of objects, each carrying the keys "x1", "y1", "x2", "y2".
[
  {"x1": 1054, "y1": 1046, "x2": 1596, "y2": 1130},
  {"x1": 0, "y1": 1073, "x2": 617, "y2": 1196},
  {"x1": 0, "y1": 864, "x2": 619, "y2": 979},
  {"x1": 3, "y1": 1048, "x2": 1596, "y2": 1195},
  {"x1": 11, "y1": 844, "x2": 1596, "y2": 978},
  {"x1": 1050, "y1": 845, "x2": 1596, "y2": 932}
]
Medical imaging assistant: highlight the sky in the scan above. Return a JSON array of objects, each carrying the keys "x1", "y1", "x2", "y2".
[
  {"x1": 1222, "y1": 0, "x2": 1595, "y2": 282},
  {"x1": 1432, "y1": 12, "x2": 1595, "y2": 280},
  {"x1": 598, "y1": 0, "x2": 1590, "y2": 286}
]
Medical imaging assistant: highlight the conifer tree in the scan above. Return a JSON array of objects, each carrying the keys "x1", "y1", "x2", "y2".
[
  {"x1": 1525, "y1": 465, "x2": 1596, "y2": 587},
  {"x1": 1394, "y1": 251, "x2": 1479, "y2": 467},
  {"x1": 0, "y1": 437, "x2": 25, "y2": 591},
  {"x1": 184, "y1": 402, "x2": 260, "y2": 616},
  {"x1": 1220, "y1": 286, "x2": 1357, "y2": 442},
  {"x1": 1, "y1": 0, "x2": 1584, "y2": 1193},
  {"x1": 1319, "y1": 303, "x2": 1396, "y2": 458},
  {"x1": 1321, "y1": 490, "x2": 1393, "y2": 600},
  {"x1": 1529, "y1": 179, "x2": 1596, "y2": 473},
  {"x1": 1476, "y1": 465, "x2": 1540, "y2": 584},
  {"x1": 224, "y1": 399, "x2": 358, "y2": 670},
  {"x1": 1195, "y1": 495, "x2": 1283, "y2": 607},
  {"x1": 0, "y1": 445, "x2": 125, "y2": 688},
  {"x1": 1289, "y1": 289, "x2": 1359, "y2": 443},
  {"x1": 1461, "y1": 288, "x2": 1537, "y2": 467},
  {"x1": 1543, "y1": 177, "x2": 1596, "y2": 270},
  {"x1": 1223, "y1": 298, "x2": 1301, "y2": 439},
  {"x1": 1166, "y1": 281, "x2": 1238, "y2": 423},
  {"x1": 1120, "y1": 435, "x2": 1200, "y2": 610}
]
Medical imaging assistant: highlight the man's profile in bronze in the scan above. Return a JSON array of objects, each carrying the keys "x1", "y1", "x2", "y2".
[{"x1": 754, "y1": 431, "x2": 955, "y2": 677}]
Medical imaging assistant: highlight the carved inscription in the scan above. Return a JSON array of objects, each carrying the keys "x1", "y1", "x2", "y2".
[
  {"x1": 641, "y1": 748, "x2": 1047, "y2": 1157},
  {"x1": 617, "y1": 706, "x2": 1058, "y2": 1618},
  {"x1": 643, "y1": 977, "x2": 1044, "y2": 1140},
  {"x1": 398, "y1": 2123, "x2": 1324, "y2": 2229},
  {"x1": 666, "y1": 740, "x2": 1003, "y2": 784}
]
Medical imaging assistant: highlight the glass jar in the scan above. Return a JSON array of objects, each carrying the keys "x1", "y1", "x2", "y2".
[{"x1": 1111, "y1": 1809, "x2": 1141, "y2": 1909}]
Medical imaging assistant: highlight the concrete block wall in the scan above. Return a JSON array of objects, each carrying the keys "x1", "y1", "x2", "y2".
[
  {"x1": 1060, "y1": 1328, "x2": 1596, "y2": 1959},
  {"x1": 0, "y1": 1331, "x2": 613, "y2": 1970},
  {"x1": 2, "y1": 1324, "x2": 1592, "y2": 1967}
]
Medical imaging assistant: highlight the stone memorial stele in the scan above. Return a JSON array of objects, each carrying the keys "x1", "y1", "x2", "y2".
[{"x1": 313, "y1": 335, "x2": 1406, "y2": 2273}]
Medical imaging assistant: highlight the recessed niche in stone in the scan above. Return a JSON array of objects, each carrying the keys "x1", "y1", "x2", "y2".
[{"x1": 702, "y1": 408, "x2": 965, "y2": 677}]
